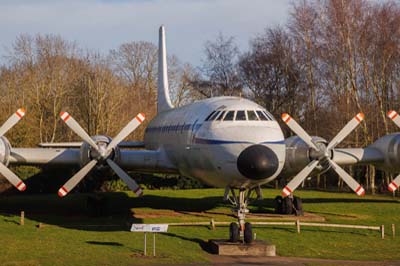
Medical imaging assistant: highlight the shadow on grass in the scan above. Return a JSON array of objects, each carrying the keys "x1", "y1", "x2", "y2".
[
  {"x1": 0, "y1": 192, "x2": 225, "y2": 232},
  {"x1": 86, "y1": 241, "x2": 124, "y2": 246}
]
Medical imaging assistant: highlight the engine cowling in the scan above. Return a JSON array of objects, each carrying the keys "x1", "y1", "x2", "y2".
[
  {"x1": 280, "y1": 136, "x2": 329, "y2": 178},
  {"x1": 0, "y1": 136, "x2": 11, "y2": 166},
  {"x1": 79, "y1": 135, "x2": 121, "y2": 168},
  {"x1": 368, "y1": 133, "x2": 400, "y2": 172}
]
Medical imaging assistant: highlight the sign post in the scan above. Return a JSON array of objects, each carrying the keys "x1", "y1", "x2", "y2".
[{"x1": 131, "y1": 224, "x2": 168, "y2": 256}]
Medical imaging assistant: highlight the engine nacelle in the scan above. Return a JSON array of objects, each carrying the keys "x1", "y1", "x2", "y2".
[
  {"x1": 0, "y1": 136, "x2": 11, "y2": 166},
  {"x1": 80, "y1": 135, "x2": 121, "y2": 168},
  {"x1": 368, "y1": 133, "x2": 400, "y2": 172},
  {"x1": 280, "y1": 136, "x2": 328, "y2": 178}
]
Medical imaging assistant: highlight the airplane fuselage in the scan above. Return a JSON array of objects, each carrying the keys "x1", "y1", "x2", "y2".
[{"x1": 144, "y1": 96, "x2": 286, "y2": 189}]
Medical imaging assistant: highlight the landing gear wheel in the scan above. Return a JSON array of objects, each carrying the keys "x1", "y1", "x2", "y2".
[
  {"x1": 229, "y1": 222, "x2": 239, "y2": 242},
  {"x1": 274, "y1": 196, "x2": 283, "y2": 214},
  {"x1": 282, "y1": 196, "x2": 294, "y2": 215},
  {"x1": 244, "y1": 222, "x2": 253, "y2": 244},
  {"x1": 293, "y1": 196, "x2": 303, "y2": 216}
]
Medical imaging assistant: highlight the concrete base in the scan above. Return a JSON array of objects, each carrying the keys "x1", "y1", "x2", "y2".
[{"x1": 208, "y1": 239, "x2": 276, "y2": 256}]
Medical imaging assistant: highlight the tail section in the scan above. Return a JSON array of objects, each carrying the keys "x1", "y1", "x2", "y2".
[{"x1": 157, "y1": 25, "x2": 174, "y2": 113}]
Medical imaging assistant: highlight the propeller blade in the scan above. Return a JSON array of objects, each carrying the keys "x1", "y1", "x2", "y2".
[
  {"x1": 106, "y1": 113, "x2": 145, "y2": 154},
  {"x1": 60, "y1": 112, "x2": 99, "y2": 151},
  {"x1": 58, "y1": 159, "x2": 97, "y2": 197},
  {"x1": 388, "y1": 174, "x2": 400, "y2": 192},
  {"x1": 282, "y1": 160, "x2": 319, "y2": 197},
  {"x1": 387, "y1": 110, "x2": 400, "y2": 128},
  {"x1": 329, "y1": 159, "x2": 365, "y2": 196},
  {"x1": 281, "y1": 113, "x2": 319, "y2": 151},
  {"x1": 326, "y1": 113, "x2": 364, "y2": 150},
  {"x1": 106, "y1": 159, "x2": 143, "y2": 196},
  {"x1": 0, "y1": 162, "x2": 26, "y2": 191},
  {"x1": 0, "y1": 108, "x2": 26, "y2": 137}
]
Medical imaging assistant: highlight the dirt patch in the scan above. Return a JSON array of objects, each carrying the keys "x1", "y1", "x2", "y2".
[
  {"x1": 308, "y1": 211, "x2": 370, "y2": 221},
  {"x1": 132, "y1": 209, "x2": 184, "y2": 219},
  {"x1": 247, "y1": 212, "x2": 325, "y2": 222}
]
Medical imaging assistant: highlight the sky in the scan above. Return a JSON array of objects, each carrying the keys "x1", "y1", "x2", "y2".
[{"x1": 0, "y1": 0, "x2": 291, "y2": 66}]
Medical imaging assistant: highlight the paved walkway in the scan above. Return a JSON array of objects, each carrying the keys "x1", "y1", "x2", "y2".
[{"x1": 211, "y1": 256, "x2": 400, "y2": 266}]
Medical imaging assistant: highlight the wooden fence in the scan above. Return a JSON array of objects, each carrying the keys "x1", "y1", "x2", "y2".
[{"x1": 168, "y1": 219, "x2": 394, "y2": 239}]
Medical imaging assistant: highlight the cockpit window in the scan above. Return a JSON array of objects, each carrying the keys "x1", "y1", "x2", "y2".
[
  {"x1": 236, "y1": 110, "x2": 247, "y2": 121},
  {"x1": 256, "y1": 111, "x2": 269, "y2": 121},
  {"x1": 215, "y1": 111, "x2": 226, "y2": 120},
  {"x1": 205, "y1": 111, "x2": 216, "y2": 121},
  {"x1": 209, "y1": 111, "x2": 220, "y2": 121},
  {"x1": 224, "y1": 111, "x2": 235, "y2": 121},
  {"x1": 247, "y1": 110, "x2": 259, "y2": 121},
  {"x1": 263, "y1": 111, "x2": 275, "y2": 120}
]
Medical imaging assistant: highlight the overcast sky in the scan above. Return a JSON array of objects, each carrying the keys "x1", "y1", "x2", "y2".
[{"x1": 0, "y1": 0, "x2": 291, "y2": 66}]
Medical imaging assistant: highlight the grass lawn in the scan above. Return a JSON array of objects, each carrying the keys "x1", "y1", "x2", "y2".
[{"x1": 0, "y1": 188, "x2": 399, "y2": 265}]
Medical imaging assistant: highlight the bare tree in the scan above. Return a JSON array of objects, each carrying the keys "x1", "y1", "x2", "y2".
[
  {"x1": 109, "y1": 41, "x2": 158, "y2": 116},
  {"x1": 199, "y1": 33, "x2": 242, "y2": 97},
  {"x1": 239, "y1": 27, "x2": 305, "y2": 119}
]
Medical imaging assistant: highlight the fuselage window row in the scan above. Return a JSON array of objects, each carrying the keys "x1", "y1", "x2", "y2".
[
  {"x1": 145, "y1": 110, "x2": 275, "y2": 134},
  {"x1": 205, "y1": 110, "x2": 275, "y2": 122}
]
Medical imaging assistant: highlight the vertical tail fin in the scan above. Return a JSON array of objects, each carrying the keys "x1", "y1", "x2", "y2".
[{"x1": 157, "y1": 25, "x2": 173, "y2": 113}]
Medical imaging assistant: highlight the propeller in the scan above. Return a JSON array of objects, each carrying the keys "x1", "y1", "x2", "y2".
[
  {"x1": 281, "y1": 113, "x2": 365, "y2": 197},
  {"x1": 0, "y1": 108, "x2": 27, "y2": 191},
  {"x1": 58, "y1": 112, "x2": 145, "y2": 197},
  {"x1": 387, "y1": 110, "x2": 400, "y2": 192}
]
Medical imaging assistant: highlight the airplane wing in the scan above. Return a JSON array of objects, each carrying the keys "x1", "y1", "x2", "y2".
[
  {"x1": 9, "y1": 147, "x2": 177, "y2": 173},
  {"x1": 37, "y1": 141, "x2": 145, "y2": 149},
  {"x1": 332, "y1": 147, "x2": 384, "y2": 166}
]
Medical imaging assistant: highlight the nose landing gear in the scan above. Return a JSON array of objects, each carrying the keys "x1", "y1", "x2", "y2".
[{"x1": 225, "y1": 187, "x2": 259, "y2": 244}]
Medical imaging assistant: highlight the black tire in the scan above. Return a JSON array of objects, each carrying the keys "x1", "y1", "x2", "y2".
[
  {"x1": 282, "y1": 196, "x2": 294, "y2": 215},
  {"x1": 293, "y1": 196, "x2": 303, "y2": 216},
  {"x1": 244, "y1": 222, "x2": 253, "y2": 244},
  {"x1": 274, "y1": 196, "x2": 283, "y2": 214},
  {"x1": 229, "y1": 222, "x2": 239, "y2": 242}
]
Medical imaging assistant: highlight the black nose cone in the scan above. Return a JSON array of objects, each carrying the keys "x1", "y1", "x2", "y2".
[{"x1": 237, "y1": 145, "x2": 279, "y2": 180}]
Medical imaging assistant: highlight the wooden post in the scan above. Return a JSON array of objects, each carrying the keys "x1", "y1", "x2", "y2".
[
  {"x1": 381, "y1": 225, "x2": 385, "y2": 239},
  {"x1": 296, "y1": 220, "x2": 300, "y2": 234},
  {"x1": 210, "y1": 219, "x2": 215, "y2": 230},
  {"x1": 20, "y1": 211, "x2": 24, "y2": 226},
  {"x1": 392, "y1": 224, "x2": 395, "y2": 238},
  {"x1": 153, "y1": 233, "x2": 156, "y2": 257},
  {"x1": 144, "y1": 233, "x2": 147, "y2": 256}
]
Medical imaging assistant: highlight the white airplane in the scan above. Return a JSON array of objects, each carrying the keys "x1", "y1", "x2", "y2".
[{"x1": 1, "y1": 26, "x2": 400, "y2": 244}]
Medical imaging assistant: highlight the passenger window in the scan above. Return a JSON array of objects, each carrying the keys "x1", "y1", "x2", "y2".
[
  {"x1": 247, "y1": 110, "x2": 259, "y2": 121},
  {"x1": 236, "y1": 110, "x2": 246, "y2": 121},
  {"x1": 205, "y1": 111, "x2": 216, "y2": 121},
  {"x1": 215, "y1": 111, "x2": 226, "y2": 121},
  {"x1": 224, "y1": 111, "x2": 235, "y2": 121},
  {"x1": 256, "y1": 111, "x2": 269, "y2": 121}
]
